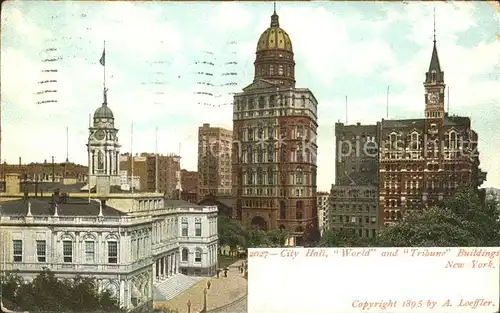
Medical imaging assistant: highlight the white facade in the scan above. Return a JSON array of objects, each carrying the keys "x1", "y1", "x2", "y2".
[
  {"x1": 0, "y1": 197, "x2": 218, "y2": 311},
  {"x1": 317, "y1": 193, "x2": 330, "y2": 234}
]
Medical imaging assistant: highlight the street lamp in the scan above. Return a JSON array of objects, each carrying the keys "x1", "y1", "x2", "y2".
[
  {"x1": 201, "y1": 288, "x2": 208, "y2": 313},
  {"x1": 186, "y1": 300, "x2": 191, "y2": 313}
]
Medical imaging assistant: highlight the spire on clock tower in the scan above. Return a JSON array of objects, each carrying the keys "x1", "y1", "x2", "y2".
[
  {"x1": 424, "y1": 7, "x2": 444, "y2": 85},
  {"x1": 424, "y1": 7, "x2": 446, "y2": 120}
]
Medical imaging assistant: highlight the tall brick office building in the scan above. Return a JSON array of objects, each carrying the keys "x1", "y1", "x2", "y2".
[
  {"x1": 378, "y1": 34, "x2": 487, "y2": 226},
  {"x1": 231, "y1": 8, "x2": 318, "y2": 245}
]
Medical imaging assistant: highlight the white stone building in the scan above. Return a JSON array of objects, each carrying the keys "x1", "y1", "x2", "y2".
[
  {"x1": 0, "y1": 175, "x2": 218, "y2": 312},
  {"x1": 317, "y1": 192, "x2": 330, "y2": 234},
  {"x1": 0, "y1": 88, "x2": 218, "y2": 312}
]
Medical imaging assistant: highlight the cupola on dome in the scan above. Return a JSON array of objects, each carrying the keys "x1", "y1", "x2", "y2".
[
  {"x1": 94, "y1": 104, "x2": 114, "y2": 119},
  {"x1": 256, "y1": 11, "x2": 293, "y2": 53}
]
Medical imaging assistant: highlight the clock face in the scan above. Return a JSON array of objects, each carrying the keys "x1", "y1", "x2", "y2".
[
  {"x1": 428, "y1": 92, "x2": 439, "y2": 104},
  {"x1": 95, "y1": 130, "x2": 105, "y2": 140}
]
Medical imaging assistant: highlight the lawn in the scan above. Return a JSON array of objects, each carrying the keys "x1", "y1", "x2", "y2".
[{"x1": 218, "y1": 254, "x2": 240, "y2": 269}]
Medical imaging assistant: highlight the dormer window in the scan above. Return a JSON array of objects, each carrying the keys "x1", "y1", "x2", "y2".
[{"x1": 431, "y1": 70, "x2": 437, "y2": 83}]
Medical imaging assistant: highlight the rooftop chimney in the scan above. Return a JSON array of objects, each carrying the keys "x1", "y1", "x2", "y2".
[{"x1": 5, "y1": 173, "x2": 20, "y2": 195}]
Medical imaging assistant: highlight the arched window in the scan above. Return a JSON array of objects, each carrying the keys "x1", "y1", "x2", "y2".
[
  {"x1": 268, "y1": 146, "x2": 274, "y2": 162},
  {"x1": 296, "y1": 168, "x2": 303, "y2": 184},
  {"x1": 431, "y1": 70, "x2": 436, "y2": 83},
  {"x1": 281, "y1": 149, "x2": 287, "y2": 162},
  {"x1": 269, "y1": 65, "x2": 275, "y2": 75},
  {"x1": 389, "y1": 133, "x2": 397, "y2": 150},
  {"x1": 268, "y1": 168, "x2": 274, "y2": 184},
  {"x1": 269, "y1": 95, "x2": 276, "y2": 107},
  {"x1": 449, "y1": 131, "x2": 457, "y2": 149},
  {"x1": 247, "y1": 171, "x2": 254, "y2": 185},
  {"x1": 297, "y1": 145, "x2": 304, "y2": 162},
  {"x1": 181, "y1": 248, "x2": 189, "y2": 262},
  {"x1": 248, "y1": 98, "x2": 255, "y2": 110},
  {"x1": 410, "y1": 132, "x2": 419, "y2": 150},
  {"x1": 278, "y1": 64, "x2": 284, "y2": 75},
  {"x1": 268, "y1": 126, "x2": 275, "y2": 139},
  {"x1": 257, "y1": 147, "x2": 263, "y2": 163},
  {"x1": 280, "y1": 201, "x2": 286, "y2": 219},
  {"x1": 257, "y1": 168, "x2": 263, "y2": 185},
  {"x1": 97, "y1": 151, "x2": 104, "y2": 170},
  {"x1": 247, "y1": 144, "x2": 253, "y2": 163},
  {"x1": 248, "y1": 128, "x2": 254, "y2": 141},
  {"x1": 296, "y1": 201, "x2": 303, "y2": 220},
  {"x1": 195, "y1": 248, "x2": 202, "y2": 262},
  {"x1": 258, "y1": 127, "x2": 264, "y2": 139},
  {"x1": 258, "y1": 97, "x2": 265, "y2": 109}
]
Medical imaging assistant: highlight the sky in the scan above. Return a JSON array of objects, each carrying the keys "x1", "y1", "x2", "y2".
[{"x1": 1, "y1": 1, "x2": 499, "y2": 191}]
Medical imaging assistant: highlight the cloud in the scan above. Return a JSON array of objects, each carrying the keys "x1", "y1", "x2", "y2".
[{"x1": 1, "y1": 1, "x2": 498, "y2": 191}]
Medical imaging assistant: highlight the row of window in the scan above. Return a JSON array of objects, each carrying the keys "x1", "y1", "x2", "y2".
[
  {"x1": 240, "y1": 147, "x2": 314, "y2": 164},
  {"x1": 235, "y1": 94, "x2": 307, "y2": 111},
  {"x1": 238, "y1": 124, "x2": 308, "y2": 141},
  {"x1": 12, "y1": 239, "x2": 118, "y2": 264},
  {"x1": 181, "y1": 220, "x2": 202, "y2": 237}
]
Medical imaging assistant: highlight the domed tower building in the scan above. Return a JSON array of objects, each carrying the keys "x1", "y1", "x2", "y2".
[
  {"x1": 232, "y1": 7, "x2": 318, "y2": 245},
  {"x1": 87, "y1": 88, "x2": 122, "y2": 193}
]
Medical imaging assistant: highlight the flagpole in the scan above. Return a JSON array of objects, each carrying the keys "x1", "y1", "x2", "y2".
[{"x1": 103, "y1": 40, "x2": 106, "y2": 90}]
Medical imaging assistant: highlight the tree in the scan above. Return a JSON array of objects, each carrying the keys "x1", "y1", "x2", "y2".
[
  {"x1": 302, "y1": 222, "x2": 321, "y2": 246},
  {"x1": 319, "y1": 228, "x2": 373, "y2": 247},
  {"x1": 217, "y1": 216, "x2": 246, "y2": 255},
  {"x1": 1, "y1": 271, "x2": 124, "y2": 313},
  {"x1": 377, "y1": 187, "x2": 500, "y2": 247}
]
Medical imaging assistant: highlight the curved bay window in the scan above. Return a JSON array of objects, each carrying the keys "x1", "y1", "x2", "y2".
[
  {"x1": 296, "y1": 201, "x2": 303, "y2": 220},
  {"x1": 297, "y1": 145, "x2": 304, "y2": 162},
  {"x1": 280, "y1": 201, "x2": 286, "y2": 219},
  {"x1": 296, "y1": 168, "x2": 303, "y2": 184}
]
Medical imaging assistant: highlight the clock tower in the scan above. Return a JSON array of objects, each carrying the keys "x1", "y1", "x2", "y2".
[
  {"x1": 423, "y1": 14, "x2": 445, "y2": 121},
  {"x1": 87, "y1": 88, "x2": 121, "y2": 190}
]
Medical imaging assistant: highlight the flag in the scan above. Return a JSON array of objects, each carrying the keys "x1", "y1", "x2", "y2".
[{"x1": 99, "y1": 48, "x2": 105, "y2": 66}]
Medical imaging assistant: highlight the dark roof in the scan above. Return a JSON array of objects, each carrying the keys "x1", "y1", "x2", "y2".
[
  {"x1": 94, "y1": 104, "x2": 114, "y2": 119},
  {"x1": 164, "y1": 199, "x2": 204, "y2": 209},
  {"x1": 381, "y1": 115, "x2": 470, "y2": 130},
  {"x1": 0, "y1": 197, "x2": 124, "y2": 216},
  {"x1": 425, "y1": 41, "x2": 444, "y2": 83},
  {"x1": 381, "y1": 118, "x2": 426, "y2": 129},
  {"x1": 21, "y1": 181, "x2": 87, "y2": 193}
]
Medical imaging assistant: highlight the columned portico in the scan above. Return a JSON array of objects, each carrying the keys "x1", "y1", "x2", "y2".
[{"x1": 154, "y1": 251, "x2": 179, "y2": 281}]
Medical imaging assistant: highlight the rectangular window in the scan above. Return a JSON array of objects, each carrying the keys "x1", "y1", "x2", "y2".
[
  {"x1": 195, "y1": 221, "x2": 202, "y2": 236},
  {"x1": 195, "y1": 250, "x2": 202, "y2": 262},
  {"x1": 13, "y1": 240, "x2": 22, "y2": 262},
  {"x1": 85, "y1": 241, "x2": 95, "y2": 263},
  {"x1": 63, "y1": 240, "x2": 73, "y2": 263},
  {"x1": 108, "y1": 241, "x2": 118, "y2": 264},
  {"x1": 36, "y1": 240, "x2": 46, "y2": 262},
  {"x1": 181, "y1": 221, "x2": 188, "y2": 236}
]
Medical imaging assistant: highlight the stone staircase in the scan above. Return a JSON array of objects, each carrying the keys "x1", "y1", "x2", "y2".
[{"x1": 153, "y1": 274, "x2": 204, "y2": 301}]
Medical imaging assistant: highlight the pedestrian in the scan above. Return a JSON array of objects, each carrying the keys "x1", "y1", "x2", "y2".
[
  {"x1": 207, "y1": 280, "x2": 211, "y2": 290},
  {"x1": 216, "y1": 269, "x2": 221, "y2": 278},
  {"x1": 224, "y1": 267, "x2": 228, "y2": 277}
]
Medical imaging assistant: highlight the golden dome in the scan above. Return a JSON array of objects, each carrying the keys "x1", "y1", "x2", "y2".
[{"x1": 256, "y1": 12, "x2": 293, "y2": 53}]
